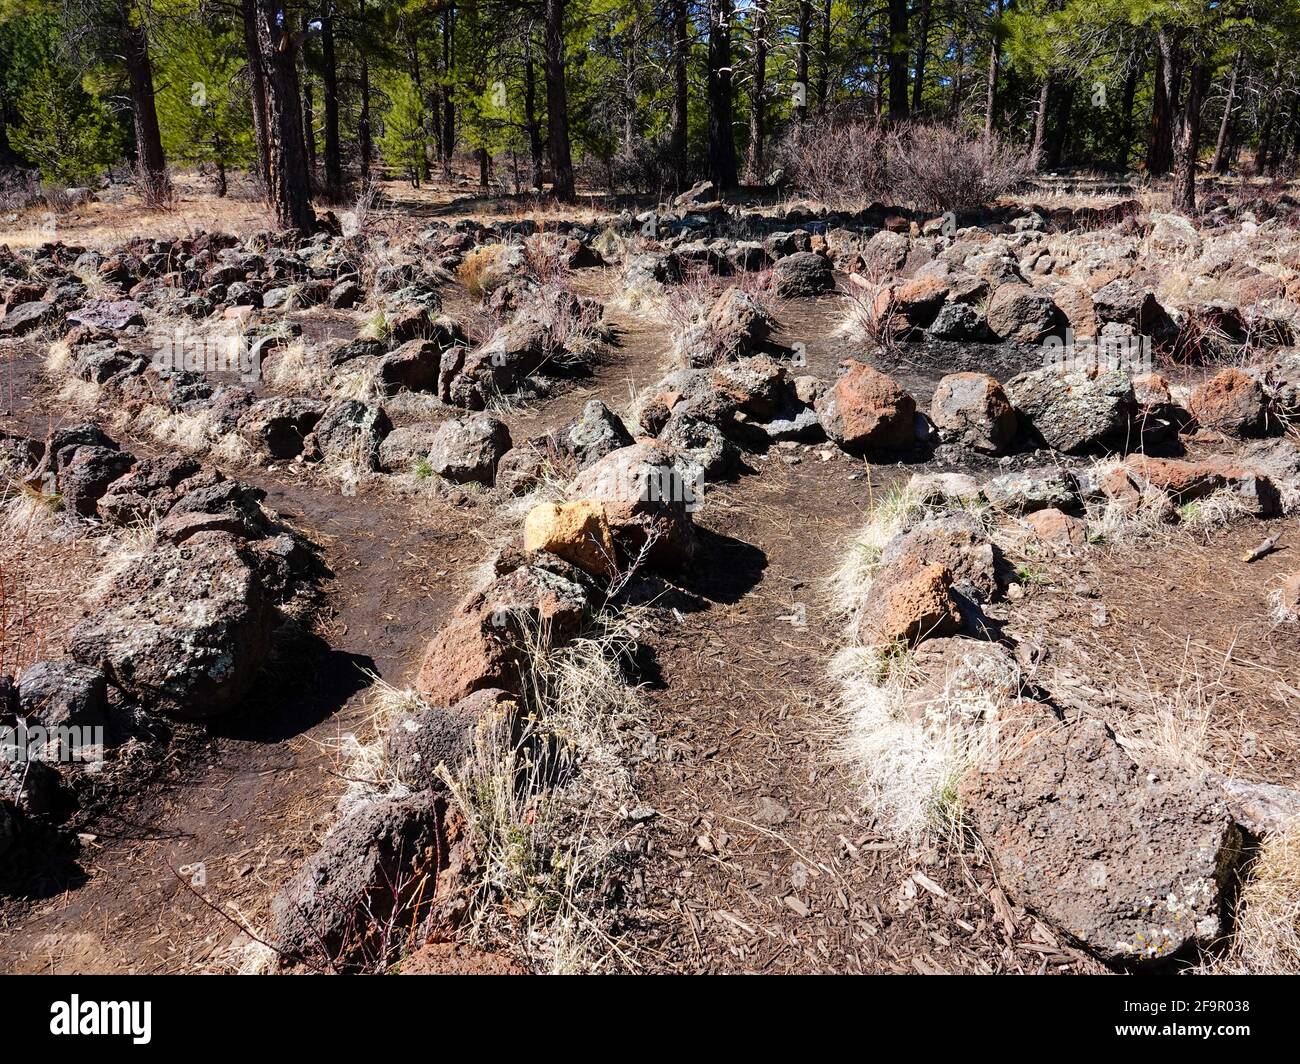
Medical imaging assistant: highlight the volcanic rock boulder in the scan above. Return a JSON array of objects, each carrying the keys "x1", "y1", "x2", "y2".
[
  {"x1": 386, "y1": 688, "x2": 517, "y2": 792},
  {"x1": 857, "y1": 559, "x2": 962, "y2": 648},
  {"x1": 986, "y1": 283, "x2": 1064, "y2": 343},
  {"x1": 270, "y1": 793, "x2": 444, "y2": 968},
  {"x1": 1005, "y1": 367, "x2": 1137, "y2": 454},
  {"x1": 684, "y1": 287, "x2": 775, "y2": 366},
  {"x1": 1189, "y1": 368, "x2": 1270, "y2": 438},
  {"x1": 66, "y1": 534, "x2": 275, "y2": 719},
  {"x1": 429, "y1": 414, "x2": 512, "y2": 486},
  {"x1": 16, "y1": 661, "x2": 107, "y2": 730},
  {"x1": 378, "y1": 424, "x2": 441, "y2": 474},
  {"x1": 929, "y1": 372, "x2": 1017, "y2": 454},
  {"x1": 963, "y1": 707, "x2": 1243, "y2": 965},
  {"x1": 524, "y1": 500, "x2": 617, "y2": 577},
  {"x1": 57, "y1": 446, "x2": 136, "y2": 517},
  {"x1": 982, "y1": 468, "x2": 1081, "y2": 514},
  {"x1": 565, "y1": 400, "x2": 633, "y2": 468},
  {"x1": 1121, "y1": 455, "x2": 1280, "y2": 517},
  {"x1": 815, "y1": 362, "x2": 916, "y2": 452},
  {"x1": 772, "y1": 251, "x2": 834, "y2": 297},
  {"x1": 878, "y1": 515, "x2": 1001, "y2": 605},
  {"x1": 565, "y1": 442, "x2": 700, "y2": 569},
  {"x1": 96, "y1": 455, "x2": 207, "y2": 525},
  {"x1": 305, "y1": 399, "x2": 392, "y2": 471},
  {"x1": 415, "y1": 554, "x2": 597, "y2": 706},
  {"x1": 239, "y1": 397, "x2": 327, "y2": 459}
]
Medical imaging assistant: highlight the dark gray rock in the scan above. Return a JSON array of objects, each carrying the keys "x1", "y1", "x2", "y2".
[
  {"x1": 963, "y1": 707, "x2": 1242, "y2": 965},
  {"x1": 429, "y1": 414, "x2": 512, "y2": 485},
  {"x1": 1005, "y1": 367, "x2": 1137, "y2": 454},
  {"x1": 982, "y1": 468, "x2": 1080, "y2": 514},
  {"x1": 386, "y1": 688, "x2": 514, "y2": 791},
  {"x1": 269, "y1": 793, "x2": 443, "y2": 967},
  {"x1": 66, "y1": 535, "x2": 275, "y2": 720},
  {"x1": 772, "y1": 251, "x2": 834, "y2": 297},
  {"x1": 566, "y1": 400, "x2": 634, "y2": 468},
  {"x1": 305, "y1": 399, "x2": 392, "y2": 471},
  {"x1": 16, "y1": 660, "x2": 107, "y2": 729}
]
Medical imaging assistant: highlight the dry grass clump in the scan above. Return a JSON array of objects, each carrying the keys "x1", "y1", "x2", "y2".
[
  {"x1": 775, "y1": 115, "x2": 1030, "y2": 211},
  {"x1": 457, "y1": 244, "x2": 511, "y2": 299},
  {"x1": 836, "y1": 270, "x2": 904, "y2": 355},
  {"x1": 1209, "y1": 826, "x2": 1300, "y2": 974},
  {"x1": 830, "y1": 643, "x2": 1024, "y2": 846},
  {"x1": 827, "y1": 479, "x2": 1015, "y2": 844},
  {"x1": 438, "y1": 609, "x2": 647, "y2": 973},
  {"x1": 1107, "y1": 644, "x2": 1223, "y2": 774}
]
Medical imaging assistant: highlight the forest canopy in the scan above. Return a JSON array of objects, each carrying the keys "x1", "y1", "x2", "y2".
[{"x1": 1, "y1": 0, "x2": 1297, "y2": 226}]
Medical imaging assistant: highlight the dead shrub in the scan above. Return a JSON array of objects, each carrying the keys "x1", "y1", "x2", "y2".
[
  {"x1": 885, "y1": 124, "x2": 1031, "y2": 213},
  {"x1": 775, "y1": 112, "x2": 890, "y2": 207}
]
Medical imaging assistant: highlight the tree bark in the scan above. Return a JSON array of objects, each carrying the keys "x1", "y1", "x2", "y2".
[
  {"x1": 524, "y1": 46, "x2": 544, "y2": 191},
  {"x1": 887, "y1": 0, "x2": 909, "y2": 122},
  {"x1": 544, "y1": 0, "x2": 575, "y2": 200},
  {"x1": 442, "y1": 7, "x2": 455, "y2": 177},
  {"x1": 1030, "y1": 77, "x2": 1051, "y2": 170},
  {"x1": 983, "y1": 0, "x2": 1002, "y2": 141},
  {"x1": 817, "y1": 0, "x2": 829, "y2": 111},
  {"x1": 1147, "y1": 31, "x2": 1182, "y2": 177},
  {"x1": 745, "y1": 1, "x2": 768, "y2": 183},
  {"x1": 320, "y1": 10, "x2": 344, "y2": 200},
  {"x1": 669, "y1": 0, "x2": 689, "y2": 187},
  {"x1": 301, "y1": 32, "x2": 317, "y2": 189},
  {"x1": 912, "y1": 0, "x2": 931, "y2": 114},
  {"x1": 119, "y1": 4, "x2": 169, "y2": 204},
  {"x1": 706, "y1": 0, "x2": 738, "y2": 191},
  {"x1": 1172, "y1": 62, "x2": 1207, "y2": 213},
  {"x1": 358, "y1": 0, "x2": 373, "y2": 182},
  {"x1": 255, "y1": 0, "x2": 316, "y2": 231},
  {"x1": 795, "y1": 1, "x2": 810, "y2": 124},
  {"x1": 241, "y1": 0, "x2": 270, "y2": 187},
  {"x1": 1211, "y1": 52, "x2": 1241, "y2": 175},
  {"x1": 1114, "y1": 51, "x2": 1140, "y2": 172}
]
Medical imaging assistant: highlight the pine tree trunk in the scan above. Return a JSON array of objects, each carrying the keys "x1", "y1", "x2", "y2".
[
  {"x1": 320, "y1": 11, "x2": 344, "y2": 201},
  {"x1": 301, "y1": 42, "x2": 317, "y2": 190},
  {"x1": 1030, "y1": 77, "x2": 1051, "y2": 170},
  {"x1": 670, "y1": 0, "x2": 688, "y2": 188},
  {"x1": 887, "y1": 0, "x2": 909, "y2": 122},
  {"x1": 983, "y1": 0, "x2": 1001, "y2": 141},
  {"x1": 119, "y1": 6, "x2": 169, "y2": 204},
  {"x1": 817, "y1": 0, "x2": 830, "y2": 111},
  {"x1": 911, "y1": 0, "x2": 931, "y2": 114},
  {"x1": 256, "y1": 0, "x2": 315, "y2": 232},
  {"x1": 1114, "y1": 52, "x2": 1140, "y2": 172},
  {"x1": 1172, "y1": 63, "x2": 1206, "y2": 215},
  {"x1": 1147, "y1": 32, "x2": 1181, "y2": 178},
  {"x1": 745, "y1": 2, "x2": 768, "y2": 183},
  {"x1": 706, "y1": 0, "x2": 738, "y2": 191},
  {"x1": 358, "y1": 0, "x2": 373, "y2": 182},
  {"x1": 442, "y1": 8, "x2": 455, "y2": 178},
  {"x1": 1045, "y1": 80, "x2": 1074, "y2": 168},
  {"x1": 241, "y1": 0, "x2": 271, "y2": 188},
  {"x1": 795, "y1": 1, "x2": 810, "y2": 124},
  {"x1": 544, "y1": 0, "x2": 575, "y2": 200},
  {"x1": 1211, "y1": 53, "x2": 1240, "y2": 175},
  {"x1": 524, "y1": 49, "x2": 544, "y2": 192}
]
